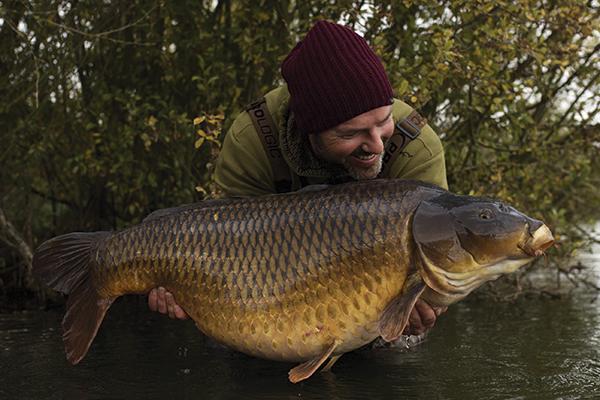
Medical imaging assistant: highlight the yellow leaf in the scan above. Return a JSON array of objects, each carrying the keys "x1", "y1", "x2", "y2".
[
  {"x1": 410, "y1": 96, "x2": 418, "y2": 103},
  {"x1": 147, "y1": 115, "x2": 158, "y2": 128},
  {"x1": 196, "y1": 128, "x2": 207, "y2": 137},
  {"x1": 194, "y1": 138, "x2": 205, "y2": 149},
  {"x1": 397, "y1": 80, "x2": 409, "y2": 95},
  {"x1": 193, "y1": 116, "x2": 205, "y2": 125}
]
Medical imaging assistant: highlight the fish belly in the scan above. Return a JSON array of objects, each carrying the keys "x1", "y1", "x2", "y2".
[{"x1": 172, "y1": 256, "x2": 407, "y2": 362}]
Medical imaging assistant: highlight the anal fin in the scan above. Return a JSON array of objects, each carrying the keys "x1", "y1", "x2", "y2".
[
  {"x1": 288, "y1": 341, "x2": 338, "y2": 383},
  {"x1": 378, "y1": 273, "x2": 426, "y2": 342}
]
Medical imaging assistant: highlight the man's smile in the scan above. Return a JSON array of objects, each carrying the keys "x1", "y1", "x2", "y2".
[{"x1": 350, "y1": 152, "x2": 380, "y2": 167}]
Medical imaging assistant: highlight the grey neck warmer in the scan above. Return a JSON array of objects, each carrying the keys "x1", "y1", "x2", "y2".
[{"x1": 278, "y1": 104, "x2": 350, "y2": 179}]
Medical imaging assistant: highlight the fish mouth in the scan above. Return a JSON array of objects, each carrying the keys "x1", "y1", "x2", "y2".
[{"x1": 519, "y1": 224, "x2": 555, "y2": 257}]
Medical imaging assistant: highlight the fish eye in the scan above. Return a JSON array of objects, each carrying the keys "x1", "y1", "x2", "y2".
[{"x1": 479, "y1": 209, "x2": 494, "y2": 220}]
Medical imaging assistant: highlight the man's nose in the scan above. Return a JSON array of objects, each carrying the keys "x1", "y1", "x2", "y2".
[{"x1": 361, "y1": 127, "x2": 389, "y2": 154}]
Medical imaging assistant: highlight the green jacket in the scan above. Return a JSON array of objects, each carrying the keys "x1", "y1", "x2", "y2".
[{"x1": 214, "y1": 86, "x2": 448, "y2": 197}]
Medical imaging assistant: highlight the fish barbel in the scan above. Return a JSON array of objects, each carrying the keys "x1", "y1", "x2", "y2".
[{"x1": 32, "y1": 179, "x2": 554, "y2": 382}]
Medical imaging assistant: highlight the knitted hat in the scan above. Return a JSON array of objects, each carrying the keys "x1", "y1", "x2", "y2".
[{"x1": 281, "y1": 20, "x2": 394, "y2": 134}]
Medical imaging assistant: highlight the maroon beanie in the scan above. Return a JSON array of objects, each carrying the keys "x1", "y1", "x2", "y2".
[{"x1": 281, "y1": 20, "x2": 394, "y2": 134}]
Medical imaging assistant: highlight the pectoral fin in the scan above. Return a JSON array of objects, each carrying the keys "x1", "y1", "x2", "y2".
[
  {"x1": 378, "y1": 273, "x2": 426, "y2": 342},
  {"x1": 288, "y1": 341, "x2": 338, "y2": 383},
  {"x1": 321, "y1": 355, "x2": 341, "y2": 372}
]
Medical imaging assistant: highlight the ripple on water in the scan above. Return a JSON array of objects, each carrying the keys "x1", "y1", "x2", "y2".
[
  {"x1": 542, "y1": 358, "x2": 600, "y2": 397},
  {"x1": 1, "y1": 274, "x2": 600, "y2": 400}
]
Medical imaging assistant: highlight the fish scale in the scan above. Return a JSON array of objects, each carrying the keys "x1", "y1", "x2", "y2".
[
  {"x1": 107, "y1": 187, "x2": 403, "y2": 361},
  {"x1": 33, "y1": 179, "x2": 554, "y2": 382}
]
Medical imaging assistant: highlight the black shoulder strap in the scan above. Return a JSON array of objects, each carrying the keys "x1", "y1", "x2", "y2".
[
  {"x1": 246, "y1": 98, "x2": 292, "y2": 193},
  {"x1": 380, "y1": 110, "x2": 427, "y2": 178}
]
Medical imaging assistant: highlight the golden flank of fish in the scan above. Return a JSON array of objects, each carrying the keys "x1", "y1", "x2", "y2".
[{"x1": 33, "y1": 179, "x2": 554, "y2": 382}]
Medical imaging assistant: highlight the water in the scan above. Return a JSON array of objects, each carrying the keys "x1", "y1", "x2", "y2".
[
  {"x1": 2, "y1": 292, "x2": 598, "y2": 399},
  {"x1": 1, "y1": 234, "x2": 599, "y2": 400}
]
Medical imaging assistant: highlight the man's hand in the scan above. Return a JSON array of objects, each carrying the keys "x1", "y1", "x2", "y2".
[
  {"x1": 148, "y1": 287, "x2": 189, "y2": 320},
  {"x1": 403, "y1": 299, "x2": 447, "y2": 335}
]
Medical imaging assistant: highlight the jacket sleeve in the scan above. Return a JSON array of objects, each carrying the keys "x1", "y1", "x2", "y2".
[
  {"x1": 388, "y1": 124, "x2": 448, "y2": 190},
  {"x1": 213, "y1": 112, "x2": 277, "y2": 197}
]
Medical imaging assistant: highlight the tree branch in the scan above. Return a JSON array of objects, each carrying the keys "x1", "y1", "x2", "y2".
[
  {"x1": 40, "y1": 5, "x2": 158, "y2": 46},
  {"x1": 0, "y1": 207, "x2": 34, "y2": 289},
  {"x1": 546, "y1": 69, "x2": 600, "y2": 141}
]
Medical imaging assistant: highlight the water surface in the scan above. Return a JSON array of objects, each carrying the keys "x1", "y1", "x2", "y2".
[
  {"x1": 2, "y1": 289, "x2": 598, "y2": 400},
  {"x1": 1, "y1": 232, "x2": 599, "y2": 400}
]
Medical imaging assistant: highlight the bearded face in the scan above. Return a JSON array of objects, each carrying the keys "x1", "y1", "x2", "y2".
[{"x1": 309, "y1": 105, "x2": 394, "y2": 180}]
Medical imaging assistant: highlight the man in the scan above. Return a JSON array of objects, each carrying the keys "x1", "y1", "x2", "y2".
[{"x1": 149, "y1": 21, "x2": 447, "y2": 336}]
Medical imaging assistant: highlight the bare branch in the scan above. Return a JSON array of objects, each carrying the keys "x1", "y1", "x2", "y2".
[
  {"x1": 546, "y1": 69, "x2": 600, "y2": 141},
  {"x1": 0, "y1": 207, "x2": 34, "y2": 288},
  {"x1": 4, "y1": 17, "x2": 42, "y2": 108},
  {"x1": 41, "y1": 5, "x2": 159, "y2": 46}
]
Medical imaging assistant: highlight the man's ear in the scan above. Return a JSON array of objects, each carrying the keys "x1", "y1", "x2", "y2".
[{"x1": 307, "y1": 131, "x2": 323, "y2": 156}]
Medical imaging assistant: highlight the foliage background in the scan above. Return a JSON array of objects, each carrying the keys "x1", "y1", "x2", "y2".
[{"x1": 1, "y1": 0, "x2": 599, "y2": 305}]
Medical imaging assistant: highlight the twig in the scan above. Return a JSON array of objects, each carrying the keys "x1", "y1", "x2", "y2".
[
  {"x1": 549, "y1": 69, "x2": 600, "y2": 139},
  {"x1": 559, "y1": 262, "x2": 600, "y2": 291},
  {"x1": 573, "y1": 224, "x2": 600, "y2": 244},
  {"x1": 4, "y1": 18, "x2": 41, "y2": 108},
  {"x1": 41, "y1": 6, "x2": 158, "y2": 46},
  {"x1": 30, "y1": 187, "x2": 77, "y2": 209}
]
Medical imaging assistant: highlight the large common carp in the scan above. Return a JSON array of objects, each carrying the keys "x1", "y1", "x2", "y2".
[{"x1": 33, "y1": 179, "x2": 554, "y2": 382}]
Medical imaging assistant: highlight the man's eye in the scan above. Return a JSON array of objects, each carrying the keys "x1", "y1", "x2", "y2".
[{"x1": 377, "y1": 115, "x2": 392, "y2": 127}]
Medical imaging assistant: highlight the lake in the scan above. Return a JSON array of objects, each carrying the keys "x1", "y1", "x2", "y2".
[{"x1": 1, "y1": 229, "x2": 599, "y2": 400}]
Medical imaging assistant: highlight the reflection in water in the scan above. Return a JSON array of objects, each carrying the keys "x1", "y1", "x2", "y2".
[
  {"x1": 1, "y1": 233, "x2": 599, "y2": 400},
  {"x1": 2, "y1": 292, "x2": 598, "y2": 400}
]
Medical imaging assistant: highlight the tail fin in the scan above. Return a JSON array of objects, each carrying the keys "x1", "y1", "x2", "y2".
[{"x1": 33, "y1": 232, "x2": 115, "y2": 364}]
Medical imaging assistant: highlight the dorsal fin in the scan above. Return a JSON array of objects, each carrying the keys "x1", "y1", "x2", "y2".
[
  {"x1": 297, "y1": 184, "x2": 330, "y2": 193},
  {"x1": 142, "y1": 197, "x2": 247, "y2": 223}
]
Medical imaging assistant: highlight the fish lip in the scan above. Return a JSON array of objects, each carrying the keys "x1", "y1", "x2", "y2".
[
  {"x1": 429, "y1": 257, "x2": 534, "y2": 282},
  {"x1": 519, "y1": 224, "x2": 555, "y2": 257}
]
